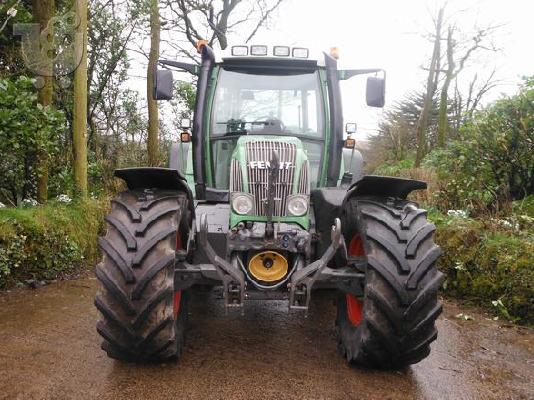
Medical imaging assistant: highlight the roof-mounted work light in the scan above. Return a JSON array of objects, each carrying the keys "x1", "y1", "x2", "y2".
[
  {"x1": 292, "y1": 47, "x2": 309, "y2": 59},
  {"x1": 250, "y1": 45, "x2": 268, "y2": 56},
  {"x1": 231, "y1": 46, "x2": 249, "y2": 56},
  {"x1": 273, "y1": 46, "x2": 290, "y2": 57}
]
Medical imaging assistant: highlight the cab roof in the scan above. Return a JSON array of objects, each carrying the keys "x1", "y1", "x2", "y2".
[{"x1": 220, "y1": 57, "x2": 320, "y2": 75}]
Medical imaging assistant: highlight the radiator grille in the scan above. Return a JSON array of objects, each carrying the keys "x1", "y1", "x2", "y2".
[
  {"x1": 230, "y1": 159, "x2": 243, "y2": 192},
  {"x1": 245, "y1": 141, "x2": 297, "y2": 217},
  {"x1": 298, "y1": 160, "x2": 310, "y2": 195}
]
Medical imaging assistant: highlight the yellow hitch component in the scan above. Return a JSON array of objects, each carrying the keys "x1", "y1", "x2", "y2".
[{"x1": 248, "y1": 251, "x2": 288, "y2": 283}]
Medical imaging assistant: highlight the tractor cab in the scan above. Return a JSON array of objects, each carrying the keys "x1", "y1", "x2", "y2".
[
  {"x1": 210, "y1": 57, "x2": 326, "y2": 191},
  {"x1": 155, "y1": 44, "x2": 385, "y2": 206}
]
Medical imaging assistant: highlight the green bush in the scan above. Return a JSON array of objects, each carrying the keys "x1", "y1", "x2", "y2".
[
  {"x1": 0, "y1": 76, "x2": 67, "y2": 205},
  {"x1": 373, "y1": 158, "x2": 415, "y2": 177},
  {"x1": 431, "y1": 215, "x2": 534, "y2": 324},
  {"x1": 513, "y1": 195, "x2": 534, "y2": 217},
  {"x1": 0, "y1": 200, "x2": 107, "y2": 288},
  {"x1": 424, "y1": 76, "x2": 534, "y2": 214}
]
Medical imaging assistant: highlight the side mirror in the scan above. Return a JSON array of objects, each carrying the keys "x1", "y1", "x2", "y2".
[
  {"x1": 366, "y1": 77, "x2": 386, "y2": 108},
  {"x1": 154, "y1": 69, "x2": 174, "y2": 100}
]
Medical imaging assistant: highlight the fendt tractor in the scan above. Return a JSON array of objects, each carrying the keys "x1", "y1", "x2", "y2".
[{"x1": 95, "y1": 42, "x2": 444, "y2": 368}]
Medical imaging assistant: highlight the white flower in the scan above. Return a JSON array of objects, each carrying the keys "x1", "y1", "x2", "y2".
[
  {"x1": 7, "y1": 6, "x2": 18, "y2": 18},
  {"x1": 494, "y1": 218, "x2": 520, "y2": 231},
  {"x1": 56, "y1": 194, "x2": 72, "y2": 204},
  {"x1": 0, "y1": 202, "x2": 6, "y2": 209},
  {"x1": 447, "y1": 209, "x2": 468, "y2": 218},
  {"x1": 21, "y1": 198, "x2": 38, "y2": 207}
]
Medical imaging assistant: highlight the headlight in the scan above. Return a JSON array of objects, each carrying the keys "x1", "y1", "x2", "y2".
[
  {"x1": 232, "y1": 193, "x2": 254, "y2": 215},
  {"x1": 287, "y1": 195, "x2": 308, "y2": 216}
]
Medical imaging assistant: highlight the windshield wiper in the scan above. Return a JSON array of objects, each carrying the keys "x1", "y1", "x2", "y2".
[
  {"x1": 216, "y1": 121, "x2": 270, "y2": 126},
  {"x1": 221, "y1": 130, "x2": 249, "y2": 136}
]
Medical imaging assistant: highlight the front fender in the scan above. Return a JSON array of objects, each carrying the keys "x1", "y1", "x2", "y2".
[
  {"x1": 114, "y1": 168, "x2": 189, "y2": 192},
  {"x1": 345, "y1": 175, "x2": 427, "y2": 203},
  {"x1": 114, "y1": 167, "x2": 195, "y2": 219}
]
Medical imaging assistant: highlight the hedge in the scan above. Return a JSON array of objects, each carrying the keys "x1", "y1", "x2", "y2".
[
  {"x1": 432, "y1": 212, "x2": 533, "y2": 324},
  {"x1": 0, "y1": 199, "x2": 106, "y2": 288}
]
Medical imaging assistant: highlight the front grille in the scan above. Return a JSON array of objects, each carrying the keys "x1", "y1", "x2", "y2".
[
  {"x1": 246, "y1": 141, "x2": 297, "y2": 216},
  {"x1": 298, "y1": 160, "x2": 309, "y2": 195},
  {"x1": 230, "y1": 159, "x2": 243, "y2": 192}
]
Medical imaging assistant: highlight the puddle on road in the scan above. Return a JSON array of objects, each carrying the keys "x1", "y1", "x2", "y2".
[{"x1": 0, "y1": 279, "x2": 532, "y2": 400}]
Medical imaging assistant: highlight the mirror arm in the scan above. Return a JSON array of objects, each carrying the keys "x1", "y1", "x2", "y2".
[
  {"x1": 338, "y1": 68, "x2": 385, "y2": 81},
  {"x1": 158, "y1": 60, "x2": 200, "y2": 76}
]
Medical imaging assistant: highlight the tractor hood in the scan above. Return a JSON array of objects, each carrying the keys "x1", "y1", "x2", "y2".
[{"x1": 229, "y1": 135, "x2": 310, "y2": 229}]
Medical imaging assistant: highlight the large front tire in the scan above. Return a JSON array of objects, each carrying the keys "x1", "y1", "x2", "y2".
[
  {"x1": 337, "y1": 197, "x2": 444, "y2": 368},
  {"x1": 95, "y1": 190, "x2": 189, "y2": 362}
]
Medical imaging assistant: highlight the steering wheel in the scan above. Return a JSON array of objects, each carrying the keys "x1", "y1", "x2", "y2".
[{"x1": 252, "y1": 116, "x2": 286, "y2": 132}]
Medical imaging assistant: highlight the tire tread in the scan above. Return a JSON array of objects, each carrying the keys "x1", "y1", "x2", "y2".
[{"x1": 337, "y1": 197, "x2": 443, "y2": 368}]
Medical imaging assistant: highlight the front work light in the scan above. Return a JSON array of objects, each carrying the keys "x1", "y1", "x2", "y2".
[
  {"x1": 231, "y1": 46, "x2": 248, "y2": 56},
  {"x1": 250, "y1": 45, "x2": 268, "y2": 56},
  {"x1": 292, "y1": 47, "x2": 309, "y2": 58},
  {"x1": 232, "y1": 193, "x2": 254, "y2": 215},
  {"x1": 273, "y1": 46, "x2": 290, "y2": 57},
  {"x1": 287, "y1": 195, "x2": 309, "y2": 216}
]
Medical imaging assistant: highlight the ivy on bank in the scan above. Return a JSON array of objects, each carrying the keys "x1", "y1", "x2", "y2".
[{"x1": 0, "y1": 199, "x2": 106, "y2": 288}]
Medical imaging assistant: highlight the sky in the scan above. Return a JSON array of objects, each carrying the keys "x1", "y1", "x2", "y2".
[
  {"x1": 130, "y1": 0, "x2": 534, "y2": 138},
  {"x1": 245, "y1": 0, "x2": 534, "y2": 137}
]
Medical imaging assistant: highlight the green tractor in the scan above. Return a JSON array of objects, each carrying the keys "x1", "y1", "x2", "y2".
[{"x1": 95, "y1": 43, "x2": 444, "y2": 368}]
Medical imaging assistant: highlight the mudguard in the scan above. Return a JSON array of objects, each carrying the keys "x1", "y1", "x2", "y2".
[
  {"x1": 114, "y1": 168, "x2": 194, "y2": 211},
  {"x1": 312, "y1": 175, "x2": 427, "y2": 234},
  {"x1": 345, "y1": 175, "x2": 427, "y2": 202}
]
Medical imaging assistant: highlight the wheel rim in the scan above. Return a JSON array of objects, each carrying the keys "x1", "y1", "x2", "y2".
[
  {"x1": 346, "y1": 294, "x2": 363, "y2": 326},
  {"x1": 348, "y1": 234, "x2": 365, "y2": 257},
  {"x1": 346, "y1": 233, "x2": 365, "y2": 326}
]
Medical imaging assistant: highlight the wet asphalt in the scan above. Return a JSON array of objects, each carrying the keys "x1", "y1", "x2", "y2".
[{"x1": 0, "y1": 278, "x2": 532, "y2": 400}]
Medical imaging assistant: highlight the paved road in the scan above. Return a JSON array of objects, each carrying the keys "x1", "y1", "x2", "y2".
[{"x1": 0, "y1": 278, "x2": 532, "y2": 400}]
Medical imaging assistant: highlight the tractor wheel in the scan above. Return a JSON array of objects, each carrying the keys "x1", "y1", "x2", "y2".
[
  {"x1": 337, "y1": 197, "x2": 444, "y2": 368},
  {"x1": 95, "y1": 189, "x2": 189, "y2": 362}
]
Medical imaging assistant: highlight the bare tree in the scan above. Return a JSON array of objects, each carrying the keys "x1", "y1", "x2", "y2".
[
  {"x1": 464, "y1": 69, "x2": 499, "y2": 118},
  {"x1": 161, "y1": 0, "x2": 284, "y2": 61},
  {"x1": 437, "y1": 24, "x2": 499, "y2": 147},
  {"x1": 87, "y1": 0, "x2": 138, "y2": 158},
  {"x1": 415, "y1": 6, "x2": 444, "y2": 167}
]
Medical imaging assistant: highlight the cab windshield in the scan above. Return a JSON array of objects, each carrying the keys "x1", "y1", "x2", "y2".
[
  {"x1": 211, "y1": 69, "x2": 324, "y2": 138},
  {"x1": 210, "y1": 68, "x2": 325, "y2": 190}
]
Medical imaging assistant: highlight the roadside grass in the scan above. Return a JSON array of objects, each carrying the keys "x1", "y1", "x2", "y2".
[
  {"x1": 0, "y1": 199, "x2": 107, "y2": 288},
  {"x1": 428, "y1": 204, "x2": 534, "y2": 325}
]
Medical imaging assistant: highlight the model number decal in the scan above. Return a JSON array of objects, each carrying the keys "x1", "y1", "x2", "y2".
[{"x1": 249, "y1": 161, "x2": 293, "y2": 170}]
